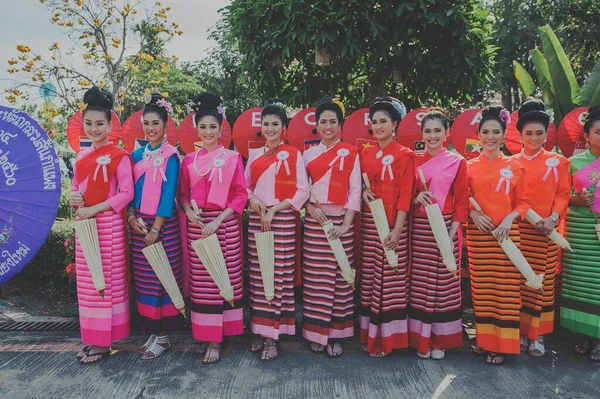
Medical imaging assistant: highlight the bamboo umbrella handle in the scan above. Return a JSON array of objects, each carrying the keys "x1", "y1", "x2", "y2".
[
  {"x1": 137, "y1": 217, "x2": 149, "y2": 234},
  {"x1": 418, "y1": 169, "x2": 428, "y2": 191},
  {"x1": 362, "y1": 173, "x2": 371, "y2": 190},
  {"x1": 469, "y1": 197, "x2": 483, "y2": 213},
  {"x1": 191, "y1": 199, "x2": 201, "y2": 215}
]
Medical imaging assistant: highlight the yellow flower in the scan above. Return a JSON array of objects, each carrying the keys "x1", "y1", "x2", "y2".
[
  {"x1": 98, "y1": 81, "x2": 106, "y2": 88},
  {"x1": 79, "y1": 79, "x2": 91, "y2": 87},
  {"x1": 93, "y1": 18, "x2": 101, "y2": 27},
  {"x1": 7, "y1": 60, "x2": 17, "y2": 65},
  {"x1": 144, "y1": 88, "x2": 151, "y2": 94},
  {"x1": 6, "y1": 95, "x2": 17, "y2": 103},
  {"x1": 103, "y1": 54, "x2": 114, "y2": 60},
  {"x1": 115, "y1": 105, "x2": 124, "y2": 112},
  {"x1": 65, "y1": 21, "x2": 74, "y2": 27},
  {"x1": 160, "y1": 63, "x2": 169, "y2": 73},
  {"x1": 161, "y1": 92, "x2": 168, "y2": 98},
  {"x1": 111, "y1": 39, "x2": 121, "y2": 48},
  {"x1": 76, "y1": 0, "x2": 83, "y2": 6},
  {"x1": 49, "y1": 42, "x2": 59, "y2": 51},
  {"x1": 16, "y1": 44, "x2": 31, "y2": 53}
]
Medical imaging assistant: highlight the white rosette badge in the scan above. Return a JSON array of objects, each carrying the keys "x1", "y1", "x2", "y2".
[
  {"x1": 542, "y1": 157, "x2": 560, "y2": 183},
  {"x1": 94, "y1": 155, "x2": 112, "y2": 182},
  {"x1": 275, "y1": 150, "x2": 291, "y2": 175},
  {"x1": 381, "y1": 154, "x2": 395, "y2": 181},
  {"x1": 496, "y1": 167, "x2": 514, "y2": 195},
  {"x1": 209, "y1": 157, "x2": 225, "y2": 183},
  {"x1": 329, "y1": 148, "x2": 350, "y2": 171}
]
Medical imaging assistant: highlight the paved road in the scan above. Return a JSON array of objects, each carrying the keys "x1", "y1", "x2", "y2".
[{"x1": 0, "y1": 331, "x2": 598, "y2": 399}]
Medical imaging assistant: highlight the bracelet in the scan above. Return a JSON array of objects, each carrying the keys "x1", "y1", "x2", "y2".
[
  {"x1": 127, "y1": 215, "x2": 136, "y2": 222},
  {"x1": 150, "y1": 227, "x2": 160, "y2": 234}
]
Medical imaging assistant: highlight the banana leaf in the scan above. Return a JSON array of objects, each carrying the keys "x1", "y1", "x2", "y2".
[
  {"x1": 530, "y1": 48, "x2": 556, "y2": 109},
  {"x1": 581, "y1": 58, "x2": 600, "y2": 107},
  {"x1": 513, "y1": 60, "x2": 535, "y2": 99}
]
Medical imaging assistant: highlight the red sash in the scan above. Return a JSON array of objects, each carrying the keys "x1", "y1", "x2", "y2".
[
  {"x1": 75, "y1": 144, "x2": 130, "y2": 206},
  {"x1": 307, "y1": 142, "x2": 358, "y2": 205},
  {"x1": 250, "y1": 144, "x2": 298, "y2": 202}
]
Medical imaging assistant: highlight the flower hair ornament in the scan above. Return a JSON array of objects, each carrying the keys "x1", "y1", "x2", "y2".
[
  {"x1": 217, "y1": 103, "x2": 227, "y2": 120},
  {"x1": 499, "y1": 108, "x2": 511, "y2": 124},
  {"x1": 391, "y1": 99, "x2": 407, "y2": 119},
  {"x1": 581, "y1": 111, "x2": 590, "y2": 125},
  {"x1": 144, "y1": 93, "x2": 173, "y2": 113},
  {"x1": 332, "y1": 97, "x2": 346, "y2": 118}
]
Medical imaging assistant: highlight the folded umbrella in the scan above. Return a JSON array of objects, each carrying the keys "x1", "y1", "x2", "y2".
[
  {"x1": 525, "y1": 209, "x2": 573, "y2": 252},
  {"x1": 470, "y1": 197, "x2": 543, "y2": 292},
  {"x1": 73, "y1": 218, "x2": 105, "y2": 298},
  {"x1": 417, "y1": 169, "x2": 458, "y2": 276},
  {"x1": 362, "y1": 173, "x2": 399, "y2": 273},
  {"x1": 191, "y1": 233, "x2": 235, "y2": 306},
  {"x1": 142, "y1": 242, "x2": 186, "y2": 317},
  {"x1": 254, "y1": 229, "x2": 275, "y2": 307}
]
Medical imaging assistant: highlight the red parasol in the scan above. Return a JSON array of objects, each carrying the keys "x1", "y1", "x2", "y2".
[
  {"x1": 397, "y1": 108, "x2": 429, "y2": 151},
  {"x1": 120, "y1": 109, "x2": 178, "y2": 152},
  {"x1": 177, "y1": 113, "x2": 232, "y2": 154},
  {"x1": 558, "y1": 107, "x2": 588, "y2": 158},
  {"x1": 66, "y1": 110, "x2": 121, "y2": 152},
  {"x1": 450, "y1": 109, "x2": 482, "y2": 160},
  {"x1": 343, "y1": 108, "x2": 378, "y2": 152},
  {"x1": 503, "y1": 110, "x2": 558, "y2": 155},
  {"x1": 288, "y1": 107, "x2": 321, "y2": 152},
  {"x1": 232, "y1": 107, "x2": 264, "y2": 159}
]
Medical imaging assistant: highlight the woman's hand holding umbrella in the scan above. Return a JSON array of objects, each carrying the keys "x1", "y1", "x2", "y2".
[
  {"x1": 70, "y1": 191, "x2": 85, "y2": 208},
  {"x1": 470, "y1": 209, "x2": 495, "y2": 232},
  {"x1": 306, "y1": 202, "x2": 328, "y2": 225}
]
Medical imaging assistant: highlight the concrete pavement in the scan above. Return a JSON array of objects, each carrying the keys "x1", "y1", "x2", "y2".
[{"x1": 0, "y1": 331, "x2": 599, "y2": 399}]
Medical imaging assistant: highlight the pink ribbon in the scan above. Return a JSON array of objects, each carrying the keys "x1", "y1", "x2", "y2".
[
  {"x1": 542, "y1": 166, "x2": 559, "y2": 183},
  {"x1": 209, "y1": 167, "x2": 223, "y2": 183},
  {"x1": 381, "y1": 164, "x2": 394, "y2": 181},
  {"x1": 152, "y1": 167, "x2": 168, "y2": 183},
  {"x1": 495, "y1": 176, "x2": 511, "y2": 195},
  {"x1": 92, "y1": 164, "x2": 108, "y2": 183},
  {"x1": 275, "y1": 159, "x2": 291, "y2": 176},
  {"x1": 328, "y1": 155, "x2": 345, "y2": 171}
]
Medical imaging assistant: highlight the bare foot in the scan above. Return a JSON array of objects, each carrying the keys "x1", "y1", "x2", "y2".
[
  {"x1": 310, "y1": 343, "x2": 325, "y2": 353},
  {"x1": 261, "y1": 342, "x2": 278, "y2": 361},
  {"x1": 251, "y1": 337, "x2": 264, "y2": 353},
  {"x1": 202, "y1": 344, "x2": 221, "y2": 364},
  {"x1": 80, "y1": 346, "x2": 110, "y2": 364},
  {"x1": 486, "y1": 353, "x2": 504, "y2": 365},
  {"x1": 327, "y1": 342, "x2": 343, "y2": 357}
]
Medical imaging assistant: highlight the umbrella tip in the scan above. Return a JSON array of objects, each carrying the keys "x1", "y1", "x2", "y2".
[
  {"x1": 228, "y1": 300, "x2": 235, "y2": 307},
  {"x1": 99, "y1": 289, "x2": 105, "y2": 299},
  {"x1": 179, "y1": 308, "x2": 186, "y2": 318}
]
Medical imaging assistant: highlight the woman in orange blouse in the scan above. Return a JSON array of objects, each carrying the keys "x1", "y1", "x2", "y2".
[
  {"x1": 467, "y1": 107, "x2": 532, "y2": 366},
  {"x1": 360, "y1": 97, "x2": 414, "y2": 357},
  {"x1": 512, "y1": 100, "x2": 570, "y2": 357}
]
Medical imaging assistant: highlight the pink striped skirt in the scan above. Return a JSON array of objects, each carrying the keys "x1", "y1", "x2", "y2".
[
  {"x1": 75, "y1": 211, "x2": 130, "y2": 347},
  {"x1": 187, "y1": 209, "x2": 243, "y2": 342}
]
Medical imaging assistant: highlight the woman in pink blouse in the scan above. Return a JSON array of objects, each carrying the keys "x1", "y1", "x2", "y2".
[
  {"x1": 245, "y1": 98, "x2": 310, "y2": 361},
  {"x1": 179, "y1": 92, "x2": 248, "y2": 364}
]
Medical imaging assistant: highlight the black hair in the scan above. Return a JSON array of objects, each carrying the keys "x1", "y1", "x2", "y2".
[
  {"x1": 421, "y1": 107, "x2": 449, "y2": 131},
  {"x1": 190, "y1": 92, "x2": 224, "y2": 126},
  {"x1": 143, "y1": 93, "x2": 169, "y2": 124},
  {"x1": 261, "y1": 98, "x2": 288, "y2": 126},
  {"x1": 584, "y1": 106, "x2": 600, "y2": 134},
  {"x1": 82, "y1": 86, "x2": 113, "y2": 121},
  {"x1": 516, "y1": 99, "x2": 550, "y2": 132},
  {"x1": 478, "y1": 106, "x2": 507, "y2": 132},
  {"x1": 369, "y1": 96, "x2": 402, "y2": 123},
  {"x1": 315, "y1": 96, "x2": 344, "y2": 124}
]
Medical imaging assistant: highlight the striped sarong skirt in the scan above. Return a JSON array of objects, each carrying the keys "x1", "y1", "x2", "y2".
[
  {"x1": 359, "y1": 209, "x2": 409, "y2": 354},
  {"x1": 302, "y1": 213, "x2": 355, "y2": 345},
  {"x1": 75, "y1": 210, "x2": 130, "y2": 347},
  {"x1": 248, "y1": 208, "x2": 297, "y2": 340},
  {"x1": 466, "y1": 223, "x2": 521, "y2": 354},
  {"x1": 187, "y1": 210, "x2": 244, "y2": 342},
  {"x1": 519, "y1": 220, "x2": 558, "y2": 340},
  {"x1": 408, "y1": 215, "x2": 462, "y2": 353},
  {"x1": 560, "y1": 208, "x2": 600, "y2": 338},
  {"x1": 130, "y1": 209, "x2": 184, "y2": 334}
]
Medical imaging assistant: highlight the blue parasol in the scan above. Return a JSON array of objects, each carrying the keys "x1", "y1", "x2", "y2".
[{"x1": 0, "y1": 106, "x2": 61, "y2": 283}]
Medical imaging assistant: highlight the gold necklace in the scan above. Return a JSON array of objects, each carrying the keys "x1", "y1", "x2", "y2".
[{"x1": 264, "y1": 141, "x2": 281, "y2": 156}]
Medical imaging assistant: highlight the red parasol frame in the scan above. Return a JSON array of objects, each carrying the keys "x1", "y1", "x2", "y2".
[
  {"x1": 177, "y1": 113, "x2": 232, "y2": 154},
  {"x1": 66, "y1": 110, "x2": 121, "y2": 152},
  {"x1": 120, "y1": 109, "x2": 178, "y2": 152},
  {"x1": 558, "y1": 107, "x2": 589, "y2": 158},
  {"x1": 232, "y1": 107, "x2": 265, "y2": 159},
  {"x1": 287, "y1": 107, "x2": 321, "y2": 152},
  {"x1": 503, "y1": 110, "x2": 558, "y2": 155},
  {"x1": 343, "y1": 108, "x2": 378, "y2": 152},
  {"x1": 397, "y1": 108, "x2": 429, "y2": 151}
]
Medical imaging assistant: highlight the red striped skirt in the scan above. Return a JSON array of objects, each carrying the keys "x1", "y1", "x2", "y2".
[
  {"x1": 359, "y1": 209, "x2": 409, "y2": 354},
  {"x1": 75, "y1": 211, "x2": 130, "y2": 347},
  {"x1": 302, "y1": 213, "x2": 355, "y2": 345},
  {"x1": 187, "y1": 209, "x2": 244, "y2": 342},
  {"x1": 408, "y1": 215, "x2": 462, "y2": 353},
  {"x1": 131, "y1": 209, "x2": 184, "y2": 334},
  {"x1": 467, "y1": 223, "x2": 521, "y2": 354},
  {"x1": 519, "y1": 221, "x2": 558, "y2": 340},
  {"x1": 248, "y1": 208, "x2": 297, "y2": 339}
]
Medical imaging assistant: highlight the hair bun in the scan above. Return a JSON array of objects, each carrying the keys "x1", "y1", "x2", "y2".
[
  {"x1": 190, "y1": 92, "x2": 222, "y2": 113},
  {"x1": 518, "y1": 100, "x2": 546, "y2": 118},
  {"x1": 83, "y1": 86, "x2": 114, "y2": 110},
  {"x1": 145, "y1": 93, "x2": 166, "y2": 106},
  {"x1": 481, "y1": 106, "x2": 502, "y2": 119},
  {"x1": 588, "y1": 106, "x2": 600, "y2": 120}
]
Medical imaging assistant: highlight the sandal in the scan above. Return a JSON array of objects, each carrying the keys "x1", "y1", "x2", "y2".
[
  {"x1": 417, "y1": 350, "x2": 431, "y2": 359},
  {"x1": 520, "y1": 335, "x2": 528, "y2": 353},
  {"x1": 589, "y1": 342, "x2": 600, "y2": 363},
  {"x1": 326, "y1": 341, "x2": 343, "y2": 358},
  {"x1": 369, "y1": 352, "x2": 388, "y2": 358},
  {"x1": 76, "y1": 345, "x2": 92, "y2": 360},
  {"x1": 202, "y1": 344, "x2": 221, "y2": 364},
  {"x1": 251, "y1": 337, "x2": 264, "y2": 353},
  {"x1": 260, "y1": 341, "x2": 278, "y2": 362},
  {"x1": 80, "y1": 349, "x2": 111, "y2": 364},
  {"x1": 141, "y1": 340, "x2": 171, "y2": 360},
  {"x1": 471, "y1": 345, "x2": 488, "y2": 356},
  {"x1": 486, "y1": 353, "x2": 505, "y2": 366},
  {"x1": 574, "y1": 338, "x2": 593, "y2": 356},
  {"x1": 310, "y1": 342, "x2": 326, "y2": 354},
  {"x1": 527, "y1": 336, "x2": 545, "y2": 357},
  {"x1": 139, "y1": 335, "x2": 157, "y2": 354},
  {"x1": 431, "y1": 348, "x2": 445, "y2": 360}
]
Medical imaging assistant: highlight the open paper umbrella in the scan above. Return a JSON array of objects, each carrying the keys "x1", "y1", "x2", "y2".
[
  {"x1": 0, "y1": 106, "x2": 62, "y2": 283},
  {"x1": 66, "y1": 110, "x2": 122, "y2": 153},
  {"x1": 177, "y1": 113, "x2": 232, "y2": 154},
  {"x1": 73, "y1": 219, "x2": 105, "y2": 297},
  {"x1": 288, "y1": 107, "x2": 321, "y2": 152},
  {"x1": 557, "y1": 107, "x2": 588, "y2": 158},
  {"x1": 254, "y1": 230, "x2": 275, "y2": 306},
  {"x1": 362, "y1": 173, "x2": 399, "y2": 273},
  {"x1": 417, "y1": 169, "x2": 458, "y2": 276},
  {"x1": 342, "y1": 108, "x2": 377, "y2": 152},
  {"x1": 504, "y1": 110, "x2": 557, "y2": 154},
  {"x1": 525, "y1": 209, "x2": 573, "y2": 252},
  {"x1": 142, "y1": 242, "x2": 186, "y2": 316},
  {"x1": 191, "y1": 233, "x2": 234, "y2": 306},
  {"x1": 120, "y1": 109, "x2": 178, "y2": 152},
  {"x1": 232, "y1": 107, "x2": 265, "y2": 159},
  {"x1": 397, "y1": 108, "x2": 429, "y2": 152},
  {"x1": 450, "y1": 109, "x2": 483, "y2": 160},
  {"x1": 469, "y1": 197, "x2": 544, "y2": 292}
]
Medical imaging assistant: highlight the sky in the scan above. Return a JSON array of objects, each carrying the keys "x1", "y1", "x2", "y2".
[{"x1": 0, "y1": 0, "x2": 230, "y2": 106}]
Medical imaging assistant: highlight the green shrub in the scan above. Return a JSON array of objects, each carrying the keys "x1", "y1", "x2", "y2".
[
  {"x1": 57, "y1": 179, "x2": 74, "y2": 220},
  {"x1": 21, "y1": 219, "x2": 74, "y2": 286}
]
